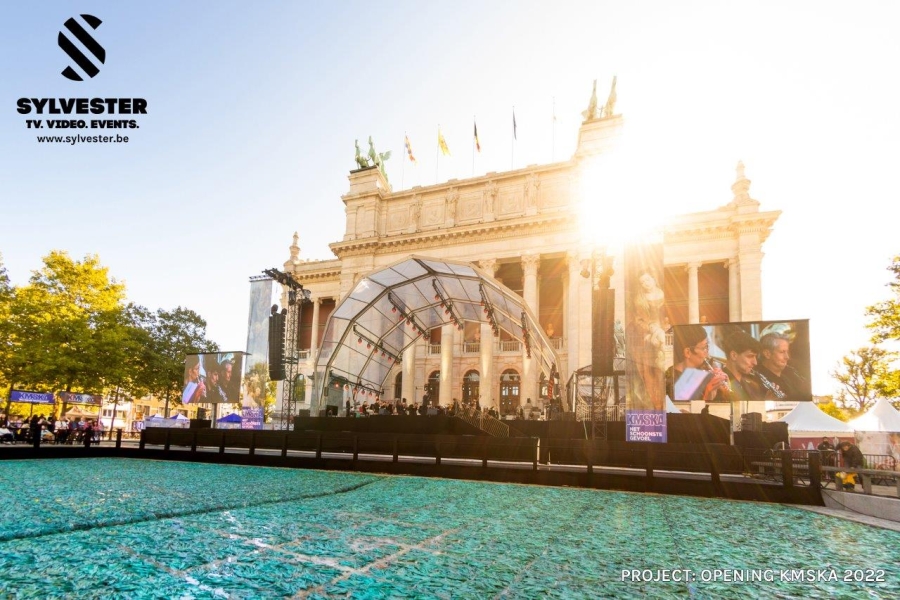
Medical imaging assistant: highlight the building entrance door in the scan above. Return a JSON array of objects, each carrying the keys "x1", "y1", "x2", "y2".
[
  {"x1": 499, "y1": 369, "x2": 520, "y2": 416},
  {"x1": 426, "y1": 371, "x2": 440, "y2": 406},
  {"x1": 462, "y1": 370, "x2": 480, "y2": 407}
]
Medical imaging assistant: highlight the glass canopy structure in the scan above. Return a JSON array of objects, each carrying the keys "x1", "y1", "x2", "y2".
[{"x1": 313, "y1": 256, "x2": 559, "y2": 408}]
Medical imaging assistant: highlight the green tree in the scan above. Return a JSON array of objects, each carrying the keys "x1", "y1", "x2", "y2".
[
  {"x1": 145, "y1": 307, "x2": 218, "y2": 417},
  {"x1": 866, "y1": 255, "x2": 900, "y2": 343},
  {"x1": 816, "y1": 397, "x2": 850, "y2": 422},
  {"x1": 830, "y1": 347, "x2": 898, "y2": 414},
  {"x1": 0, "y1": 252, "x2": 12, "y2": 389},
  {"x1": 3, "y1": 251, "x2": 126, "y2": 393}
]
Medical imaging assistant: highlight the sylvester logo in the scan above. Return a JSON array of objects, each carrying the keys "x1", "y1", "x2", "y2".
[{"x1": 58, "y1": 14, "x2": 106, "y2": 81}]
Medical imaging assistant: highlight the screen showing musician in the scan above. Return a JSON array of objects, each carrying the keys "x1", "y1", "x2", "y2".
[
  {"x1": 667, "y1": 325, "x2": 729, "y2": 402},
  {"x1": 670, "y1": 320, "x2": 812, "y2": 405}
]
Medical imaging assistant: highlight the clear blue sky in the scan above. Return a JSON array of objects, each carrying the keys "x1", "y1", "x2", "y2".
[{"x1": 2, "y1": 1, "x2": 899, "y2": 396}]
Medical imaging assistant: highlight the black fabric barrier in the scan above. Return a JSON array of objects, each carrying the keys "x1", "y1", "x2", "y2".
[
  {"x1": 734, "y1": 422, "x2": 789, "y2": 450},
  {"x1": 292, "y1": 416, "x2": 485, "y2": 436}
]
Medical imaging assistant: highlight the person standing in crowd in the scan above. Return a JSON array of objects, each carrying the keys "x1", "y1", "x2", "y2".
[
  {"x1": 83, "y1": 420, "x2": 95, "y2": 448},
  {"x1": 817, "y1": 436, "x2": 835, "y2": 466},
  {"x1": 839, "y1": 441, "x2": 864, "y2": 489},
  {"x1": 30, "y1": 414, "x2": 41, "y2": 448}
]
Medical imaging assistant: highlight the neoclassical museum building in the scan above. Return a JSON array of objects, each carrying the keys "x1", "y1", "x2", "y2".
[{"x1": 277, "y1": 99, "x2": 779, "y2": 417}]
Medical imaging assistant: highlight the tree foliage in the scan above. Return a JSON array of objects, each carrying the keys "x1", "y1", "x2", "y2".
[
  {"x1": 0, "y1": 253, "x2": 12, "y2": 390},
  {"x1": 2, "y1": 251, "x2": 126, "y2": 392},
  {"x1": 815, "y1": 397, "x2": 850, "y2": 422},
  {"x1": 830, "y1": 347, "x2": 898, "y2": 414},
  {"x1": 866, "y1": 255, "x2": 900, "y2": 343},
  {"x1": 0, "y1": 251, "x2": 219, "y2": 417}
]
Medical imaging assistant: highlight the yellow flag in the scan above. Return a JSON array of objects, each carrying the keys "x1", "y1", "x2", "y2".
[{"x1": 438, "y1": 128, "x2": 451, "y2": 156}]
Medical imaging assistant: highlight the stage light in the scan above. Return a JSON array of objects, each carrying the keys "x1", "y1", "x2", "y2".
[{"x1": 357, "y1": 338, "x2": 362, "y2": 344}]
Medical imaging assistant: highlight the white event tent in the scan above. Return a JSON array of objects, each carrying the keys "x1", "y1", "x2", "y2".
[
  {"x1": 778, "y1": 402, "x2": 854, "y2": 450},
  {"x1": 847, "y1": 398, "x2": 900, "y2": 462}
]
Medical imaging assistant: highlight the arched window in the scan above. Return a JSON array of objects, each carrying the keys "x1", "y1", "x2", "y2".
[
  {"x1": 462, "y1": 370, "x2": 480, "y2": 406},
  {"x1": 426, "y1": 371, "x2": 440, "y2": 405},
  {"x1": 499, "y1": 369, "x2": 520, "y2": 416}
]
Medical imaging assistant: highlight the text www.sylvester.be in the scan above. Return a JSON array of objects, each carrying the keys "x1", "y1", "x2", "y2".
[{"x1": 36, "y1": 134, "x2": 129, "y2": 145}]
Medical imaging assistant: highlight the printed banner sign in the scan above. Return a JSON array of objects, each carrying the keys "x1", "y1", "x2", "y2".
[
  {"x1": 241, "y1": 407, "x2": 263, "y2": 430},
  {"x1": 58, "y1": 392, "x2": 102, "y2": 405},
  {"x1": 11, "y1": 390, "x2": 55, "y2": 404},
  {"x1": 625, "y1": 410, "x2": 667, "y2": 443}
]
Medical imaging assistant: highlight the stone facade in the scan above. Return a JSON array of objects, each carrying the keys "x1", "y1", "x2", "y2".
[{"x1": 279, "y1": 113, "x2": 779, "y2": 414}]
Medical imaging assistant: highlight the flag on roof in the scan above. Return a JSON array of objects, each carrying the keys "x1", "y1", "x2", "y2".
[
  {"x1": 474, "y1": 121, "x2": 481, "y2": 153},
  {"x1": 404, "y1": 134, "x2": 416, "y2": 164},
  {"x1": 438, "y1": 128, "x2": 451, "y2": 156},
  {"x1": 513, "y1": 109, "x2": 517, "y2": 140}
]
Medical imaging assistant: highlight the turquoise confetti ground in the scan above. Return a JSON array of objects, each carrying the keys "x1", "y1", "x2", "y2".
[{"x1": 0, "y1": 458, "x2": 897, "y2": 598}]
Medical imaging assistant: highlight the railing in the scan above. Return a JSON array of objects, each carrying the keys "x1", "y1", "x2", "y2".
[
  {"x1": 575, "y1": 397, "x2": 626, "y2": 422},
  {"x1": 427, "y1": 344, "x2": 441, "y2": 355},
  {"x1": 462, "y1": 342, "x2": 481, "y2": 354},
  {"x1": 455, "y1": 407, "x2": 509, "y2": 437},
  {"x1": 498, "y1": 340, "x2": 522, "y2": 352},
  {"x1": 550, "y1": 337, "x2": 564, "y2": 351},
  {"x1": 298, "y1": 350, "x2": 310, "y2": 360},
  {"x1": 122, "y1": 430, "x2": 826, "y2": 502},
  {"x1": 822, "y1": 465, "x2": 899, "y2": 497}
]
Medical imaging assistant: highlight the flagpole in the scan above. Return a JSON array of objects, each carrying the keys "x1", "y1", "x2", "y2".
[
  {"x1": 511, "y1": 106, "x2": 515, "y2": 170},
  {"x1": 401, "y1": 132, "x2": 406, "y2": 190},
  {"x1": 552, "y1": 97, "x2": 556, "y2": 162},
  {"x1": 436, "y1": 124, "x2": 440, "y2": 184},
  {"x1": 472, "y1": 116, "x2": 475, "y2": 177}
]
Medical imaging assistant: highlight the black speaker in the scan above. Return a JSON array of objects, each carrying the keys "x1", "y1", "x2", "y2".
[
  {"x1": 268, "y1": 310, "x2": 286, "y2": 380},
  {"x1": 740, "y1": 412, "x2": 762, "y2": 432},
  {"x1": 592, "y1": 288, "x2": 615, "y2": 377}
]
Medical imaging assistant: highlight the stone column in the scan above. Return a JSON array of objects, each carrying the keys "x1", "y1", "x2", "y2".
[
  {"x1": 727, "y1": 259, "x2": 741, "y2": 322},
  {"x1": 566, "y1": 252, "x2": 581, "y2": 374},
  {"x1": 479, "y1": 258, "x2": 499, "y2": 279},
  {"x1": 309, "y1": 298, "x2": 321, "y2": 359},
  {"x1": 522, "y1": 255, "x2": 540, "y2": 406},
  {"x1": 687, "y1": 262, "x2": 701, "y2": 324},
  {"x1": 402, "y1": 339, "x2": 416, "y2": 404},
  {"x1": 478, "y1": 258, "x2": 499, "y2": 408},
  {"x1": 439, "y1": 323, "x2": 455, "y2": 407},
  {"x1": 480, "y1": 322, "x2": 494, "y2": 408},
  {"x1": 738, "y1": 250, "x2": 764, "y2": 320}
]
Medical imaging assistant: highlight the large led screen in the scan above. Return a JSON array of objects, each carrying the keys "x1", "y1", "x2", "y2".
[
  {"x1": 668, "y1": 320, "x2": 811, "y2": 403},
  {"x1": 182, "y1": 352, "x2": 244, "y2": 404}
]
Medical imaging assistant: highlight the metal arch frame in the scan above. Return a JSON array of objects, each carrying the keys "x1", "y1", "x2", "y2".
[{"x1": 314, "y1": 256, "x2": 559, "y2": 404}]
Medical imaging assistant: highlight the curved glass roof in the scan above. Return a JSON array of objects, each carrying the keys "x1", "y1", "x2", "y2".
[{"x1": 315, "y1": 256, "x2": 559, "y2": 399}]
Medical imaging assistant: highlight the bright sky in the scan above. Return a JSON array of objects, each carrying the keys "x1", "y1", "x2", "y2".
[{"x1": 2, "y1": 1, "x2": 898, "y2": 397}]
